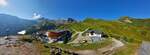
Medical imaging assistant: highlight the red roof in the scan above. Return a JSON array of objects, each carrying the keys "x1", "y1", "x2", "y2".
[{"x1": 47, "y1": 32, "x2": 62, "y2": 39}]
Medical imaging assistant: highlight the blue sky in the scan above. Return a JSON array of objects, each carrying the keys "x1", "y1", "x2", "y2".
[{"x1": 0, "y1": 0, "x2": 150, "y2": 20}]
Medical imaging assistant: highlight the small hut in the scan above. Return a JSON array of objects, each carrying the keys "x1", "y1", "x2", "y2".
[{"x1": 83, "y1": 30, "x2": 107, "y2": 43}]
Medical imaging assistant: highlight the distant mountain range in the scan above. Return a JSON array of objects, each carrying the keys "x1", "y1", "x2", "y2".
[{"x1": 0, "y1": 14, "x2": 37, "y2": 36}]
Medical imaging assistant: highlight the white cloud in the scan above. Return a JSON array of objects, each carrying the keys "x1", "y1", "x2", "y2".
[
  {"x1": 0, "y1": 0, "x2": 7, "y2": 6},
  {"x1": 32, "y1": 13, "x2": 41, "y2": 19}
]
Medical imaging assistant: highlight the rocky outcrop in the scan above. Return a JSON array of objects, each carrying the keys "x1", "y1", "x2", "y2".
[
  {"x1": 139, "y1": 41, "x2": 150, "y2": 55},
  {"x1": 0, "y1": 36, "x2": 39, "y2": 55}
]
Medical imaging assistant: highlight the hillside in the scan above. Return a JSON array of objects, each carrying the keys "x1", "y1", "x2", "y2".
[
  {"x1": 0, "y1": 14, "x2": 37, "y2": 36},
  {"x1": 59, "y1": 17, "x2": 150, "y2": 41},
  {"x1": 119, "y1": 16, "x2": 150, "y2": 27},
  {"x1": 58, "y1": 17, "x2": 150, "y2": 55},
  {"x1": 1, "y1": 16, "x2": 149, "y2": 55}
]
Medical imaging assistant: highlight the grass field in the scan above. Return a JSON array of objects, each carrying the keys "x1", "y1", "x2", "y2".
[{"x1": 50, "y1": 38, "x2": 112, "y2": 51}]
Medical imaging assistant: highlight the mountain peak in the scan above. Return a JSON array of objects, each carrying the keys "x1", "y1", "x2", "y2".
[{"x1": 0, "y1": 14, "x2": 36, "y2": 36}]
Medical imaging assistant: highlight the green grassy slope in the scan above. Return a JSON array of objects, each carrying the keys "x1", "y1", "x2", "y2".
[
  {"x1": 59, "y1": 17, "x2": 150, "y2": 42},
  {"x1": 30, "y1": 17, "x2": 150, "y2": 55},
  {"x1": 58, "y1": 17, "x2": 150, "y2": 55}
]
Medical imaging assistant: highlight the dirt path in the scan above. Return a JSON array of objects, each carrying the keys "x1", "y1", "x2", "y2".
[
  {"x1": 74, "y1": 38, "x2": 124, "y2": 55},
  {"x1": 69, "y1": 32, "x2": 84, "y2": 43},
  {"x1": 97, "y1": 38, "x2": 124, "y2": 55},
  {"x1": 69, "y1": 28, "x2": 89, "y2": 44}
]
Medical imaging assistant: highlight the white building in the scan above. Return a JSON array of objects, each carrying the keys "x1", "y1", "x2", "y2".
[
  {"x1": 88, "y1": 30, "x2": 102, "y2": 42},
  {"x1": 82, "y1": 30, "x2": 106, "y2": 43}
]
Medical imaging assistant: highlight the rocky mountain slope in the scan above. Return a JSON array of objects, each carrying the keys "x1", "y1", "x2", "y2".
[{"x1": 0, "y1": 14, "x2": 36, "y2": 36}]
